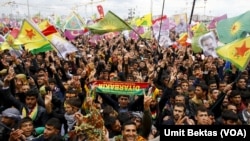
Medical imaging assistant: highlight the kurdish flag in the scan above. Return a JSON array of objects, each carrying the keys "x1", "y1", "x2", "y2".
[
  {"x1": 216, "y1": 36, "x2": 250, "y2": 71},
  {"x1": 216, "y1": 11, "x2": 250, "y2": 44},
  {"x1": 87, "y1": 11, "x2": 132, "y2": 34}
]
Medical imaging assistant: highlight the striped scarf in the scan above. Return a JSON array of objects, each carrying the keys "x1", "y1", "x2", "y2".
[{"x1": 22, "y1": 104, "x2": 38, "y2": 120}]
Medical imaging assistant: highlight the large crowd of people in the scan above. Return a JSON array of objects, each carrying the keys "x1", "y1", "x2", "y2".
[{"x1": 0, "y1": 24, "x2": 250, "y2": 141}]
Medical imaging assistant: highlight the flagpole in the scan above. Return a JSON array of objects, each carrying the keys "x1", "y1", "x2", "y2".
[
  {"x1": 189, "y1": 0, "x2": 196, "y2": 24},
  {"x1": 157, "y1": 0, "x2": 165, "y2": 47},
  {"x1": 27, "y1": 0, "x2": 30, "y2": 18},
  {"x1": 150, "y1": 0, "x2": 153, "y2": 17}
]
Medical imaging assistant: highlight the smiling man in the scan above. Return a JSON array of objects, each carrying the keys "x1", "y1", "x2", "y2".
[{"x1": 112, "y1": 121, "x2": 147, "y2": 141}]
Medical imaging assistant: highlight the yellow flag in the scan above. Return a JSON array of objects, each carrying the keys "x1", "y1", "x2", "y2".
[
  {"x1": 14, "y1": 19, "x2": 47, "y2": 45},
  {"x1": 24, "y1": 40, "x2": 50, "y2": 51},
  {"x1": 136, "y1": 13, "x2": 152, "y2": 26},
  {"x1": 38, "y1": 20, "x2": 51, "y2": 31},
  {"x1": 1, "y1": 34, "x2": 20, "y2": 51},
  {"x1": 0, "y1": 42, "x2": 12, "y2": 51},
  {"x1": 216, "y1": 36, "x2": 250, "y2": 71}
]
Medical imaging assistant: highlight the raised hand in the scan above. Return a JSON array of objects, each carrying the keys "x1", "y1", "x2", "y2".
[
  {"x1": 9, "y1": 129, "x2": 25, "y2": 141},
  {"x1": 44, "y1": 91, "x2": 52, "y2": 105},
  {"x1": 144, "y1": 94, "x2": 153, "y2": 111}
]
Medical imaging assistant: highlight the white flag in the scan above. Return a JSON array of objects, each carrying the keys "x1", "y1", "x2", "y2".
[{"x1": 50, "y1": 35, "x2": 78, "y2": 59}]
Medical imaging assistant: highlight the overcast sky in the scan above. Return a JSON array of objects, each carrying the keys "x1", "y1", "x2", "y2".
[{"x1": 1, "y1": 0, "x2": 249, "y2": 19}]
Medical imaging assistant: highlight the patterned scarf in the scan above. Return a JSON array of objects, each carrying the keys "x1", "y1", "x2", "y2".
[
  {"x1": 151, "y1": 110, "x2": 157, "y2": 120},
  {"x1": 64, "y1": 113, "x2": 76, "y2": 131},
  {"x1": 22, "y1": 104, "x2": 38, "y2": 120}
]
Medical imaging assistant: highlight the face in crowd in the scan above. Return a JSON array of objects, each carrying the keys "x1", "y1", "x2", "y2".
[
  {"x1": 121, "y1": 122, "x2": 138, "y2": 141},
  {"x1": 118, "y1": 96, "x2": 130, "y2": 108}
]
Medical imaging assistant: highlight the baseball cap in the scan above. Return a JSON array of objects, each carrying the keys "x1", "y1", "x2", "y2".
[{"x1": 0, "y1": 107, "x2": 22, "y2": 120}]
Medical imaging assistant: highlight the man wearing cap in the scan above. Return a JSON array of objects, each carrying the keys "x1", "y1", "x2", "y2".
[{"x1": 0, "y1": 107, "x2": 21, "y2": 141}]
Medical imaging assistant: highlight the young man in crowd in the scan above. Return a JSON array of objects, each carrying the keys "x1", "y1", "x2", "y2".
[
  {"x1": 32, "y1": 117, "x2": 63, "y2": 141},
  {"x1": 0, "y1": 107, "x2": 21, "y2": 141},
  {"x1": 111, "y1": 121, "x2": 147, "y2": 141},
  {"x1": 162, "y1": 103, "x2": 195, "y2": 125},
  {"x1": 9, "y1": 117, "x2": 36, "y2": 141}
]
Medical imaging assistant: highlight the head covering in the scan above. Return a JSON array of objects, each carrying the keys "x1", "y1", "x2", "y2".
[
  {"x1": 131, "y1": 111, "x2": 143, "y2": 120},
  {"x1": 1, "y1": 107, "x2": 21, "y2": 120}
]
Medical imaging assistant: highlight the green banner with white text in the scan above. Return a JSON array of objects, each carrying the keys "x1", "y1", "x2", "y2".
[{"x1": 94, "y1": 80, "x2": 150, "y2": 95}]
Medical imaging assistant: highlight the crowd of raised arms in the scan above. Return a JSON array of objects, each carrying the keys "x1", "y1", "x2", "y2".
[{"x1": 0, "y1": 26, "x2": 250, "y2": 141}]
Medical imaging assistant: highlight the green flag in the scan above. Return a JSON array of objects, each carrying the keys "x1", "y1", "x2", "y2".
[
  {"x1": 216, "y1": 10, "x2": 250, "y2": 44},
  {"x1": 63, "y1": 11, "x2": 85, "y2": 31},
  {"x1": 87, "y1": 11, "x2": 132, "y2": 34}
]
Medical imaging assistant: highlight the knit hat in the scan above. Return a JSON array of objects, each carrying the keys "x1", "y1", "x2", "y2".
[{"x1": 0, "y1": 107, "x2": 22, "y2": 120}]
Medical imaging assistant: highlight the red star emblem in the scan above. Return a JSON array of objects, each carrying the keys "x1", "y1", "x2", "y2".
[
  {"x1": 25, "y1": 29, "x2": 36, "y2": 39},
  {"x1": 235, "y1": 41, "x2": 250, "y2": 57}
]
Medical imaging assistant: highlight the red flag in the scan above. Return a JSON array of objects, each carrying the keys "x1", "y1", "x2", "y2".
[
  {"x1": 152, "y1": 15, "x2": 167, "y2": 24},
  {"x1": 10, "y1": 28, "x2": 20, "y2": 38},
  {"x1": 97, "y1": 5, "x2": 104, "y2": 18},
  {"x1": 42, "y1": 25, "x2": 57, "y2": 36}
]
